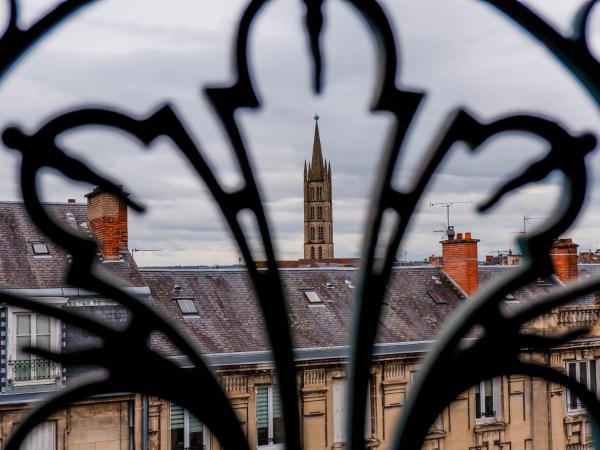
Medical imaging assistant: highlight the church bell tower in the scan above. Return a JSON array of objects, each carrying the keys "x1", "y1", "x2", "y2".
[{"x1": 304, "y1": 115, "x2": 334, "y2": 260}]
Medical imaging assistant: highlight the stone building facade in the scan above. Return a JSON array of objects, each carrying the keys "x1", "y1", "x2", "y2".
[{"x1": 140, "y1": 232, "x2": 600, "y2": 450}]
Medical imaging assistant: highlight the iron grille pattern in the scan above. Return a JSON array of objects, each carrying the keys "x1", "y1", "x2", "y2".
[
  {"x1": 0, "y1": 1, "x2": 598, "y2": 450},
  {"x1": 8, "y1": 359, "x2": 58, "y2": 383}
]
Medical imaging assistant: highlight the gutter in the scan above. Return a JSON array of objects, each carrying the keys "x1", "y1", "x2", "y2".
[
  {"x1": 0, "y1": 286, "x2": 151, "y2": 297},
  {"x1": 168, "y1": 340, "x2": 437, "y2": 368}
]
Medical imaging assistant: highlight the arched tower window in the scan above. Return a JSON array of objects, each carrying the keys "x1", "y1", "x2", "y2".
[
  {"x1": 311, "y1": 247, "x2": 315, "y2": 259},
  {"x1": 311, "y1": 207, "x2": 315, "y2": 220},
  {"x1": 317, "y1": 206, "x2": 322, "y2": 219},
  {"x1": 316, "y1": 187, "x2": 321, "y2": 200},
  {"x1": 311, "y1": 227, "x2": 315, "y2": 241},
  {"x1": 318, "y1": 226, "x2": 323, "y2": 241},
  {"x1": 318, "y1": 246, "x2": 323, "y2": 259},
  {"x1": 310, "y1": 187, "x2": 315, "y2": 200}
]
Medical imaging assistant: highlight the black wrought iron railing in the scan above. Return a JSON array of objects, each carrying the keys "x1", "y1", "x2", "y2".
[{"x1": 8, "y1": 359, "x2": 58, "y2": 383}]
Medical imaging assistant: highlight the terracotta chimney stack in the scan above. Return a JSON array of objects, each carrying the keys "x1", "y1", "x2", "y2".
[
  {"x1": 550, "y1": 238, "x2": 578, "y2": 283},
  {"x1": 85, "y1": 187, "x2": 128, "y2": 259},
  {"x1": 441, "y1": 231, "x2": 479, "y2": 295}
]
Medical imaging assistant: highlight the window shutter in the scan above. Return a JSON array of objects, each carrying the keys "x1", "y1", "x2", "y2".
[
  {"x1": 22, "y1": 421, "x2": 55, "y2": 450},
  {"x1": 256, "y1": 386, "x2": 269, "y2": 446},
  {"x1": 170, "y1": 404, "x2": 184, "y2": 429},
  {"x1": 188, "y1": 413, "x2": 203, "y2": 433},
  {"x1": 333, "y1": 378, "x2": 346, "y2": 443}
]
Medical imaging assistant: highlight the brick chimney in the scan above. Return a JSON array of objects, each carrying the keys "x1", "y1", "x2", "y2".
[
  {"x1": 441, "y1": 231, "x2": 479, "y2": 295},
  {"x1": 550, "y1": 238, "x2": 578, "y2": 283},
  {"x1": 85, "y1": 187, "x2": 128, "y2": 259}
]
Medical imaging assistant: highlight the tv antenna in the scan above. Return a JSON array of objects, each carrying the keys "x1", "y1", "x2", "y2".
[
  {"x1": 430, "y1": 201, "x2": 472, "y2": 231},
  {"x1": 521, "y1": 214, "x2": 546, "y2": 236},
  {"x1": 131, "y1": 248, "x2": 162, "y2": 259}
]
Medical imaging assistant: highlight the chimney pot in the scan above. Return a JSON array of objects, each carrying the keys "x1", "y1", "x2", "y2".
[
  {"x1": 465, "y1": 232, "x2": 472, "y2": 240},
  {"x1": 457, "y1": 232, "x2": 463, "y2": 240}
]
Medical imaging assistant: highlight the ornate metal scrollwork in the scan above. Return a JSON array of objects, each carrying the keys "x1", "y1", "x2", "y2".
[{"x1": 1, "y1": 1, "x2": 600, "y2": 450}]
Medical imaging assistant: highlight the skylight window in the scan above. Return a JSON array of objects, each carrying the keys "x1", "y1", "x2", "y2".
[
  {"x1": 32, "y1": 243, "x2": 49, "y2": 255},
  {"x1": 176, "y1": 299, "x2": 197, "y2": 315},
  {"x1": 428, "y1": 291, "x2": 448, "y2": 305},
  {"x1": 303, "y1": 291, "x2": 322, "y2": 304}
]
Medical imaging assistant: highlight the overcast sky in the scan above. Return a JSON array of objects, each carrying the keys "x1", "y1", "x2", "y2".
[{"x1": 1, "y1": 0, "x2": 600, "y2": 266}]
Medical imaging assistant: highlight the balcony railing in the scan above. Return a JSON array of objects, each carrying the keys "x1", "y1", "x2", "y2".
[
  {"x1": 566, "y1": 443, "x2": 593, "y2": 450},
  {"x1": 8, "y1": 359, "x2": 59, "y2": 383}
]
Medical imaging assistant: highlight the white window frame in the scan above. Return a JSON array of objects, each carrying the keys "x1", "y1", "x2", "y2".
[
  {"x1": 170, "y1": 404, "x2": 211, "y2": 450},
  {"x1": 474, "y1": 377, "x2": 502, "y2": 423},
  {"x1": 7, "y1": 301, "x2": 63, "y2": 386},
  {"x1": 566, "y1": 359, "x2": 598, "y2": 413},
  {"x1": 256, "y1": 385, "x2": 284, "y2": 449}
]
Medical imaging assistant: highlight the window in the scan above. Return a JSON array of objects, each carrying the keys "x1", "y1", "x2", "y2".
[
  {"x1": 10, "y1": 313, "x2": 57, "y2": 383},
  {"x1": 411, "y1": 371, "x2": 442, "y2": 430},
  {"x1": 176, "y1": 299, "x2": 197, "y2": 315},
  {"x1": 311, "y1": 247, "x2": 315, "y2": 259},
  {"x1": 427, "y1": 291, "x2": 447, "y2": 305},
  {"x1": 318, "y1": 247, "x2": 323, "y2": 259},
  {"x1": 310, "y1": 187, "x2": 314, "y2": 200},
  {"x1": 310, "y1": 227, "x2": 315, "y2": 241},
  {"x1": 332, "y1": 378, "x2": 372, "y2": 444},
  {"x1": 303, "y1": 291, "x2": 322, "y2": 304},
  {"x1": 317, "y1": 206, "x2": 322, "y2": 219},
  {"x1": 256, "y1": 385, "x2": 284, "y2": 449},
  {"x1": 475, "y1": 378, "x2": 502, "y2": 421},
  {"x1": 318, "y1": 226, "x2": 324, "y2": 241},
  {"x1": 566, "y1": 360, "x2": 597, "y2": 412},
  {"x1": 32, "y1": 243, "x2": 49, "y2": 255},
  {"x1": 20, "y1": 420, "x2": 56, "y2": 450},
  {"x1": 316, "y1": 187, "x2": 321, "y2": 200},
  {"x1": 170, "y1": 404, "x2": 210, "y2": 450},
  {"x1": 310, "y1": 207, "x2": 315, "y2": 220}
]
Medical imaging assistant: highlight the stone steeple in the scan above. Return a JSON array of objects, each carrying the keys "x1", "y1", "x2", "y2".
[{"x1": 304, "y1": 114, "x2": 334, "y2": 260}]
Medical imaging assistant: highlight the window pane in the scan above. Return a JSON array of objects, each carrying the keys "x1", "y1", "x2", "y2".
[
  {"x1": 16, "y1": 335, "x2": 31, "y2": 360},
  {"x1": 591, "y1": 362, "x2": 597, "y2": 394},
  {"x1": 483, "y1": 380, "x2": 494, "y2": 415},
  {"x1": 17, "y1": 315, "x2": 30, "y2": 335},
  {"x1": 170, "y1": 404, "x2": 184, "y2": 429},
  {"x1": 580, "y1": 362, "x2": 588, "y2": 388},
  {"x1": 36, "y1": 315, "x2": 50, "y2": 335},
  {"x1": 567, "y1": 363, "x2": 578, "y2": 409},
  {"x1": 256, "y1": 386, "x2": 269, "y2": 446},
  {"x1": 36, "y1": 335, "x2": 50, "y2": 351},
  {"x1": 170, "y1": 428, "x2": 184, "y2": 450}
]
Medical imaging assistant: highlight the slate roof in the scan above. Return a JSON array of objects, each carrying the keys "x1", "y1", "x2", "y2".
[
  {"x1": 0, "y1": 201, "x2": 144, "y2": 289},
  {"x1": 479, "y1": 265, "x2": 598, "y2": 307},
  {"x1": 141, "y1": 266, "x2": 465, "y2": 357}
]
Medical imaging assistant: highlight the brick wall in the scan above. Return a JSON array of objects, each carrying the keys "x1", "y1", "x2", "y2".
[
  {"x1": 85, "y1": 187, "x2": 128, "y2": 259},
  {"x1": 550, "y1": 238, "x2": 578, "y2": 283},
  {"x1": 442, "y1": 232, "x2": 479, "y2": 295}
]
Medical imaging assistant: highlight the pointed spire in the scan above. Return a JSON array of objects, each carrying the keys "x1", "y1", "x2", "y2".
[
  {"x1": 309, "y1": 114, "x2": 326, "y2": 181},
  {"x1": 304, "y1": 161, "x2": 307, "y2": 181}
]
